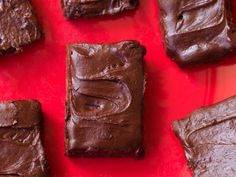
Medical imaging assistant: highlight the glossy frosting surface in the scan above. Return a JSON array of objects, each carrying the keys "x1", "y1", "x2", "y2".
[
  {"x1": 0, "y1": 100, "x2": 48, "y2": 177},
  {"x1": 2, "y1": 0, "x2": 236, "y2": 176},
  {"x1": 173, "y1": 96, "x2": 236, "y2": 177},
  {"x1": 158, "y1": 0, "x2": 236, "y2": 65},
  {"x1": 0, "y1": 0, "x2": 41, "y2": 55},
  {"x1": 66, "y1": 41, "x2": 145, "y2": 157},
  {"x1": 61, "y1": 0, "x2": 138, "y2": 18}
]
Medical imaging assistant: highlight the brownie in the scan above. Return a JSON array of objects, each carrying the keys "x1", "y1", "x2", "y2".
[
  {"x1": 61, "y1": 0, "x2": 139, "y2": 19},
  {"x1": 65, "y1": 40, "x2": 146, "y2": 158},
  {"x1": 0, "y1": 100, "x2": 48, "y2": 177},
  {"x1": 173, "y1": 96, "x2": 236, "y2": 177},
  {"x1": 158, "y1": 0, "x2": 236, "y2": 66},
  {"x1": 0, "y1": 0, "x2": 41, "y2": 55}
]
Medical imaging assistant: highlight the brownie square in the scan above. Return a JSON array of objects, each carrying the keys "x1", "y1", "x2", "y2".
[
  {"x1": 173, "y1": 96, "x2": 236, "y2": 177},
  {"x1": 0, "y1": 100, "x2": 48, "y2": 176},
  {"x1": 158, "y1": 0, "x2": 236, "y2": 66},
  {"x1": 66, "y1": 40, "x2": 146, "y2": 158},
  {"x1": 61, "y1": 0, "x2": 139, "y2": 19},
  {"x1": 0, "y1": 0, "x2": 41, "y2": 55}
]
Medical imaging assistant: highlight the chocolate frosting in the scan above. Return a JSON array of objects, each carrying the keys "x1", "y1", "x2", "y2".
[
  {"x1": 61, "y1": 0, "x2": 139, "y2": 18},
  {"x1": 66, "y1": 41, "x2": 146, "y2": 158},
  {"x1": 173, "y1": 96, "x2": 236, "y2": 177},
  {"x1": 0, "y1": 0, "x2": 41, "y2": 55},
  {"x1": 0, "y1": 100, "x2": 48, "y2": 177},
  {"x1": 158, "y1": 0, "x2": 236, "y2": 65}
]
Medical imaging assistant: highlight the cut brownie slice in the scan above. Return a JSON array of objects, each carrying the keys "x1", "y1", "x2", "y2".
[
  {"x1": 158, "y1": 0, "x2": 236, "y2": 66},
  {"x1": 61, "y1": 0, "x2": 139, "y2": 19},
  {"x1": 66, "y1": 40, "x2": 146, "y2": 158},
  {"x1": 0, "y1": 0, "x2": 41, "y2": 55},
  {"x1": 0, "y1": 100, "x2": 48, "y2": 177},
  {"x1": 173, "y1": 96, "x2": 236, "y2": 177}
]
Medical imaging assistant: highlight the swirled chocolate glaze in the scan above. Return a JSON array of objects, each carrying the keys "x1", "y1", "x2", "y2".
[
  {"x1": 66, "y1": 41, "x2": 146, "y2": 158},
  {"x1": 173, "y1": 96, "x2": 236, "y2": 177},
  {"x1": 158, "y1": 0, "x2": 236, "y2": 66},
  {"x1": 61, "y1": 0, "x2": 139, "y2": 18},
  {"x1": 0, "y1": 100, "x2": 48, "y2": 177},
  {"x1": 0, "y1": 0, "x2": 41, "y2": 55}
]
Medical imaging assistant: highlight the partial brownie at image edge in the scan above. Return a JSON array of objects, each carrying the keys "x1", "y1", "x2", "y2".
[
  {"x1": 0, "y1": 0, "x2": 42, "y2": 55},
  {"x1": 0, "y1": 100, "x2": 48, "y2": 177},
  {"x1": 173, "y1": 96, "x2": 236, "y2": 177},
  {"x1": 61, "y1": 0, "x2": 139, "y2": 19},
  {"x1": 65, "y1": 40, "x2": 146, "y2": 158},
  {"x1": 158, "y1": 0, "x2": 236, "y2": 66}
]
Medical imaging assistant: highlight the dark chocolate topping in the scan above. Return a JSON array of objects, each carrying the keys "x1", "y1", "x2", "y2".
[
  {"x1": 158, "y1": 0, "x2": 236, "y2": 66},
  {"x1": 173, "y1": 96, "x2": 236, "y2": 177},
  {"x1": 0, "y1": 0, "x2": 41, "y2": 55},
  {"x1": 0, "y1": 100, "x2": 48, "y2": 177},
  {"x1": 66, "y1": 41, "x2": 146, "y2": 158},
  {"x1": 61, "y1": 0, "x2": 139, "y2": 18}
]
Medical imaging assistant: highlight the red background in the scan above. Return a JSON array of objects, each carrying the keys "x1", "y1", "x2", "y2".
[{"x1": 0, "y1": 0, "x2": 236, "y2": 176}]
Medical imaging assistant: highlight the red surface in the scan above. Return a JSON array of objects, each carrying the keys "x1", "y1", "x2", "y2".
[{"x1": 1, "y1": 0, "x2": 236, "y2": 176}]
